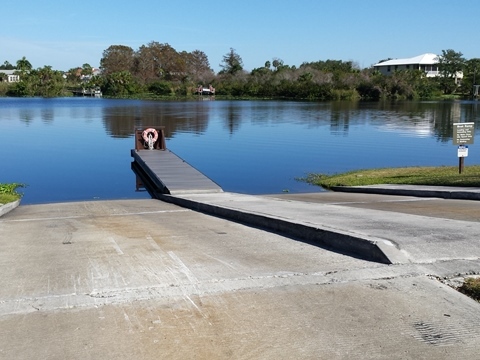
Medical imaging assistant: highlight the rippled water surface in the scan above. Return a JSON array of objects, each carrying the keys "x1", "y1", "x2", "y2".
[{"x1": 1, "y1": 98, "x2": 479, "y2": 204}]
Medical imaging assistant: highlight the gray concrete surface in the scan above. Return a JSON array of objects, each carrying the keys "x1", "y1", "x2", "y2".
[
  {"x1": 0, "y1": 199, "x2": 20, "y2": 217},
  {"x1": 1, "y1": 187, "x2": 480, "y2": 359},
  {"x1": 165, "y1": 187, "x2": 480, "y2": 265},
  {"x1": 332, "y1": 184, "x2": 480, "y2": 200}
]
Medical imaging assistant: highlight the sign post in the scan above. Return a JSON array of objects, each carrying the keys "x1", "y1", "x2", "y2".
[
  {"x1": 453, "y1": 122, "x2": 475, "y2": 174},
  {"x1": 457, "y1": 145, "x2": 468, "y2": 173}
]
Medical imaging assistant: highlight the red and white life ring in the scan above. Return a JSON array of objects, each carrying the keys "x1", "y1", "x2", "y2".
[{"x1": 142, "y1": 128, "x2": 158, "y2": 143}]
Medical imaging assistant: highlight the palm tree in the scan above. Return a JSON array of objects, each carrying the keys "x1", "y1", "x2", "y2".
[{"x1": 16, "y1": 56, "x2": 32, "y2": 72}]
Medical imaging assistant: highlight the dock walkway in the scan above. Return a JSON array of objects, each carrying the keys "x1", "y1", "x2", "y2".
[
  {"x1": 131, "y1": 149, "x2": 223, "y2": 195},
  {"x1": 131, "y1": 126, "x2": 223, "y2": 196}
]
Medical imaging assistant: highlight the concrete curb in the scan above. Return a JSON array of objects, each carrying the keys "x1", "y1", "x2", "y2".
[
  {"x1": 0, "y1": 200, "x2": 21, "y2": 218},
  {"x1": 330, "y1": 185, "x2": 480, "y2": 200},
  {"x1": 159, "y1": 194, "x2": 394, "y2": 264}
]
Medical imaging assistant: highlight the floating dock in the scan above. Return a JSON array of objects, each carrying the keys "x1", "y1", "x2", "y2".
[
  {"x1": 71, "y1": 87, "x2": 102, "y2": 97},
  {"x1": 131, "y1": 127, "x2": 223, "y2": 196}
]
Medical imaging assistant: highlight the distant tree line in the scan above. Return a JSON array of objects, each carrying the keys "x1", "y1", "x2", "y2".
[
  {"x1": 97, "y1": 42, "x2": 214, "y2": 97},
  {"x1": 1, "y1": 45, "x2": 479, "y2": 100},
  {"x1": 1, "y1": 57, "x2": 66, "y2": 97}
]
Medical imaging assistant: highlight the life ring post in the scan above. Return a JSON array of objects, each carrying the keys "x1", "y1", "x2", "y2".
[{"x1": 135, "y1": 126, "x2": 166, "y2": 151}]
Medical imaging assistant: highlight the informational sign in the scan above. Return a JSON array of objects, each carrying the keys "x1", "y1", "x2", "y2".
[
  {"x1": 458, "y1": 145, "x2": 468, "y2": 157},
  {"x1": 453, "y1": 122, "x2": 475, "y2": 145}
]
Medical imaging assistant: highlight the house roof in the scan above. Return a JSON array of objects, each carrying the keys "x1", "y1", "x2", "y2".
[
  {"x1": 373, "y1": 53, "x2": 438, "y2": 67},
  {"x1": 0, "y1": 69, "x2": 18, "y2": 75}
]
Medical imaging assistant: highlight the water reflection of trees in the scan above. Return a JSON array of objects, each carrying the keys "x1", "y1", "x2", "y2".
[
  {"x1": 100, "y1": 100, "x2": 480, "y2": 143},
  {"x1": 432, "y1": 102, "x2": 460, "y2": 143},
  {"x1": 329, "y1": 101, "x2": 358, "y2": 135},
  {"x1": 19, "y1": 109, "x2": 35, "y2": 124},
  {"x1": 363, "y1": 101, "x2": 480, "y2": 143},
  {"x1": 41, "y1": 108, "x2": 54, "y2": 123},
  {"x1": 102, "y1": 102, "x2": 210, "y2": 139},
  {"x1": 225, "y1": 106, "x2": 242, "y2": 135}
]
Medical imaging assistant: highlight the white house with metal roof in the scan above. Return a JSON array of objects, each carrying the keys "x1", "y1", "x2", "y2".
[
  {"x1": 373, "y1": 53, "x2": 463, "y2": 82},
  {"x1": 0, "y1": 69, "x2": 20, "y2": 82},
  {"x1": 373, "y1": 53, "x2": 441, "y2": 76}
]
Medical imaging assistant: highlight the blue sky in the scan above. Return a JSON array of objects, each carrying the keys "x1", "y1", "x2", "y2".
[{"x1": 2, "y1": 0, "x2": 479, "y2": 72}]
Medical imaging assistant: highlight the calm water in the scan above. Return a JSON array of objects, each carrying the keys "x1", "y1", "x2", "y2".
[{"x1": 1, "y1": 98, "x2": 479, "y2": 204}]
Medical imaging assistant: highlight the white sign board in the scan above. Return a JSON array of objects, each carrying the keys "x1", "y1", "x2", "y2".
[{"x1": 458, "y1": 145, "x2": 469, "y2": 157}]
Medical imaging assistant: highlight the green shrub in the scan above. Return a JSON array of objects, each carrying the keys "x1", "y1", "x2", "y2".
[
  {"x1": 148, "y1": 82, "x2": 172, "y2": 95},
  {"x1": 0, "y1": 183, "x2": 25, "y2": 204},
  {"x1": 459, "y1": 277, "x2": 480, "y2": 301}
]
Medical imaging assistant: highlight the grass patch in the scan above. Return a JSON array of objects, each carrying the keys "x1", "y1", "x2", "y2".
[
  {"x1": 0, "y1": 183, "x2": 25, "y2": 205},
  {"x1": 301, "y1": 166, "x2": 480, "y2": 189},
  {"x1": 458, "y1": 277, "x2": 480, "y2": 302}
]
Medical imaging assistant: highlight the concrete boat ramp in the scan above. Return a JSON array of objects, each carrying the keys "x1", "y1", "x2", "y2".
[
  {"x1": 160, "y1": 189, "x2": 480, "y2": 265},
  {"x1": 2, "y1": 187, "x2": 480, "y2": 358}
]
